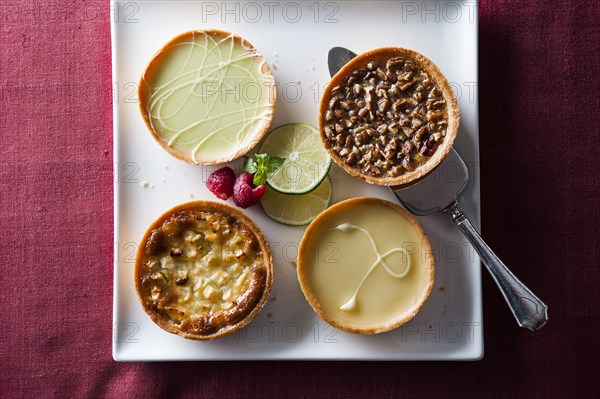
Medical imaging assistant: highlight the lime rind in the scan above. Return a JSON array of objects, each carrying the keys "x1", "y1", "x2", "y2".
[
  {"x1": 267, "y1": 161, "x2": 331, "y2": 195},
  {"x1": 260, "y1": 176, "x2": 333, "y2": 226},
  {"x1": 257, "y1": 123, "x2": 332, "y2": 195}
]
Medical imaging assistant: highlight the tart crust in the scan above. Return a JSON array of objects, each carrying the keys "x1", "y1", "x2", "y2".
[
  {"x1": 138, "y1": 30, "x2": 276, "y2": 165},
  {"x1": 297, "y1": 197, "x2": 434, "y2": 334},
  {"x1": 134, "y1": 201, "x2": 273, "y2": 340},
  {"x1": 319, "y1": 47, "x2": 459, "y2": 187}
]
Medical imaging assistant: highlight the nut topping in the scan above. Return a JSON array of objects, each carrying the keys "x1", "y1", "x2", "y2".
[
  {"x1": 323, "y1": 55, "x2": 450, "y2": 178},
  {"x1": 170, "y1": 248, "x2": 183, "y2": 257}
]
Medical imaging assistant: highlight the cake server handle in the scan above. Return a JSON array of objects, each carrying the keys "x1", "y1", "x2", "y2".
[{"x1": 445, "y1": 203, "x2": 549, "y2": 331}]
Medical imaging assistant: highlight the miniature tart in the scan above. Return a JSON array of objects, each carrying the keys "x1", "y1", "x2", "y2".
[
  {"x1": 297, "y1": 197, "x2": 434, "y2": 334},
  {"x1": 134, "y1": 201, "x2": 273, "y2": 340},
  {"x1": 319, "y1": 47, "x2": 459, "y2": 186},
  {"x1": 139, "y1": 30, "x2": 276, "y2": 165}
]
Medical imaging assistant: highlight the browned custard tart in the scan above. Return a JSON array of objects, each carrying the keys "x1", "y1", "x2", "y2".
[
  {"x1": 319, "y1": 47, "x2": 459, "y2": 186},
  {"x1": 134, "y1": 201, "x2": 273, "y2": 340}
]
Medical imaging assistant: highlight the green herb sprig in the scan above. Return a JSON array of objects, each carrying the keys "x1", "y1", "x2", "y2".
[{"x1": 243, "y1": 153, "x2": 285, "y2": 186}]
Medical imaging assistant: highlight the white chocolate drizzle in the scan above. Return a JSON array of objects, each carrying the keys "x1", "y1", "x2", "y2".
[
  {"x1": 332, "y1": 222, "x2": 411, "y2": 311},
  {"x1": 143, "y1": 31, "x2": 274, "y2": 163}
]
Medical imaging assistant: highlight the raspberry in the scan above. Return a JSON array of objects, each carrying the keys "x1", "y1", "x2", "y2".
[
  {"x1": 206, "y1": 167, "x2": 236, "y2": 200},
  {"x1": 233, "y1": 172, "x2": 266, "y2": 208}
]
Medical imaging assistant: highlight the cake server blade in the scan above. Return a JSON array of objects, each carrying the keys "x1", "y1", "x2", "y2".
[{"x1": 327, "y1": 46, "x2": 548, "y2": 331}]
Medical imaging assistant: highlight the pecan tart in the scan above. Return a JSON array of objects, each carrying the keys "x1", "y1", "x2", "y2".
[
  {"x1": 134, "y1": 201, "x2": 273, "y2": 340},
  {"x1": 319, "y1": 47, "x2": 459, "y2": 186},
  {"x1": 297, "y1": 197, "x2": 434, "y2": 334}
]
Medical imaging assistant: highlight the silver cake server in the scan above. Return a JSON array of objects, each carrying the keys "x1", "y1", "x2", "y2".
[{"x1": 327, "y1": 47, "x2": 548, "y2": 331}]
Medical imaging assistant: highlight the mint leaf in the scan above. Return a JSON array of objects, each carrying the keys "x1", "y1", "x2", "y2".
[
  {"x1": 255, "y1": 153, "x2": 269, "y2": 164},
  {"x1": 267, "y1": 156, "x2": 285, "y2": 173},
  {"x1": 253, "y1": 169, "x2": 268, "y2": 186},
  {"x1": 253, "y1": 153, "x2": 270, "y2": 185},
  {"x1": 243, "y1": 156, "x2": 257, "y2": 174},
  {"x1": 245, "y1": 153, "x2": 286, "y2": 185}
]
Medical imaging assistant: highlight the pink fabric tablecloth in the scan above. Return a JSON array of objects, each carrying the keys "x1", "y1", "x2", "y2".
[{"x1": 1, "y1": 0, "x2": 598, "y2": 397}]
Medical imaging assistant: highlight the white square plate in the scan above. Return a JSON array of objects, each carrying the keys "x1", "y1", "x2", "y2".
[{"x1": 112, "y1": 0, "x2": 482, "y2": 361}]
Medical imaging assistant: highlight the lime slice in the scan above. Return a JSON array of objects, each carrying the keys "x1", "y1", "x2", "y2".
[
  {"x1": 258, "y1": 123, "x2": 331, "y2": 194},
  {"x1": 260, "y1": 176, "x2": 333, "y2": 226}
]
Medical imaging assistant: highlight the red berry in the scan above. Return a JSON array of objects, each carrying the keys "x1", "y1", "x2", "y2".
[
  {"x1": 233, "y1": 172, "x2": 266, "y2": 208},
  {"x1": 206, "y1": 167, "x2": 236, "y2": 200}
]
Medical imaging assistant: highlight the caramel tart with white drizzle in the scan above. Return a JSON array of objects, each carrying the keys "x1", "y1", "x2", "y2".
[{"x1": 297, "y1": 197, "x2": 434, "y2": 334}]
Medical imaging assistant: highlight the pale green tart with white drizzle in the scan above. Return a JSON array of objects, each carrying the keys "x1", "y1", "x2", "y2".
[{"x1": 139, "y1": 30, "x2": 276, "y2": 165}]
